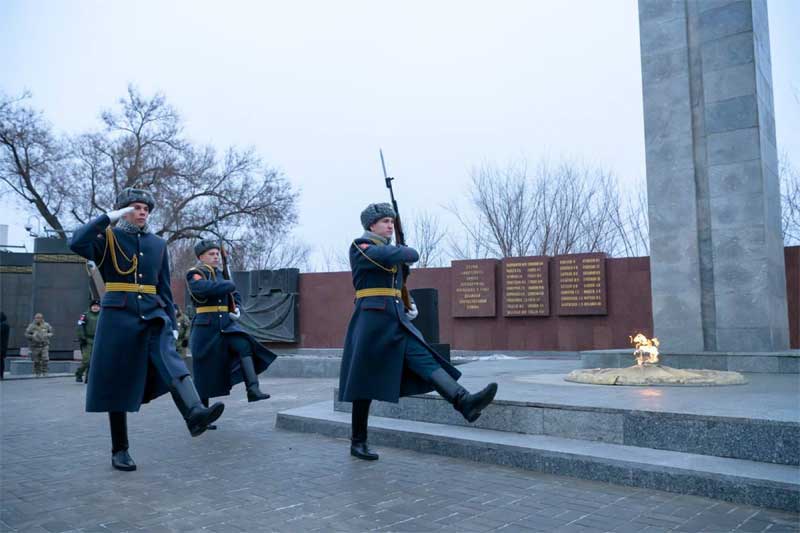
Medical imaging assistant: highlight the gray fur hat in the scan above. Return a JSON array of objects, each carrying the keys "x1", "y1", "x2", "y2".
[
  {"x1": 360, "y1": 202, "x2": 396, "y2": 230},
  {"x1": 194, "y1": 239, "x2": 220, "y2": 258},
  {"x1": 115, "y1": 187, "x2": 155, "y2": 211}
]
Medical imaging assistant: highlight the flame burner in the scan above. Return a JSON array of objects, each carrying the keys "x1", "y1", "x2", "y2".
[{"x1": 564, "y1": 333, "x2": 747, "y2": 386}]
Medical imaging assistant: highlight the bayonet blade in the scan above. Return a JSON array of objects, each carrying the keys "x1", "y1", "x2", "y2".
[{"x1": 379, "y1": 148, "x2": 393, "y2": 187}]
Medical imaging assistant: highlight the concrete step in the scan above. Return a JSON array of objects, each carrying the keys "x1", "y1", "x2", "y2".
[
  {"x1": 2, "y1": 373, "x2": 77, "y2": 380},
  {"x1": 332, "y1": 389, "x2": 799, "y2": 466},
  {"x1": 276, "y1": 401, "x2": 800, "y2": 512},
  {"x1": 9, "y1": 359, "x2": 81, "y2": 375}
]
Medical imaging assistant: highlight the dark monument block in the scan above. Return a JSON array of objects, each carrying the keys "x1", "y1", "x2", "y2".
[
  {"x1": 231, "y1": 268, "x2": 299, "y2": 343},
  {"x1": 31, "y1": 238, "x2": 87, "y2": 359},
  {"x1": 501, "y1": 256, "x2": 550, "y2": 317},
  {"x1": 0, "y1": 251, "x2": 34, "y2": 355},
  {"x1": 554, "y1": 253, "x2": 608, "y2": 316},
  {"x1": 410, "y1": 287, "x2": 450, "y2": 362},
  {"x1": 451, "y1": 259, "x2": 498, "y2": 318},
  {"x1": 410, "y1": 288, "x2": 440, "y2": 343}
]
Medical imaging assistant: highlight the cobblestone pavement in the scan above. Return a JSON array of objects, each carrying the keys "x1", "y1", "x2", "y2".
[{"x1": 1, "y1": 377, "x2": 798, "y2": 533}]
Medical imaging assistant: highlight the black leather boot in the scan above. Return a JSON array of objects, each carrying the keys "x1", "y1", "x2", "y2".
[
  {"x1": 240, "y1": 356, "x2": 269, "y2": 402},
  {"x1": 109, "y1": 412, "x2": 136, "y2": 471},
  {"x1": 171, "y1": 376, "x2": 224, "y2": 437},
  {"x1": 350, "y1": 399, "x2": 378, "y2": 460},
  {"x1": 429, "y1": 368, "x2": 498, "y2": 423}
]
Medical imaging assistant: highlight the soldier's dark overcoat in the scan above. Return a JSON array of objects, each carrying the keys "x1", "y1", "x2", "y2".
[
  {"x1": 69, "y1": 214, "x2": 189, "y2": 412},
  {"x1": 338, "y1": 238, "x2": 460, "y2": 403},
  {"x1": 186, "y1": 265, "x2": 277, "y2": 399}
]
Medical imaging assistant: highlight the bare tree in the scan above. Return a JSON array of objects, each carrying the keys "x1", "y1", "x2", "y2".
[
  {"x1": 169, "y1": 239, "x2": 202, "y2": 280},
  {"x1": 0, "y1": 91, "x2": 71, "y2": 237},
  {"x1": 608, "y1": 179, "x2": 650, "y2": 257},
  {"x1": 447, "y1": 229, "x2": 493, "y2": 261},
  {"x1": 408, "y1": 209, "x2": 447, "y2": 267},
  {"x1": 450, "y1": 157, "x2": 634, "y2": 259},
  {"x1": 68, "y1": 85, "x2": 299, "y2": 247},
  {"x1": 448, "y1": 160, "x2": 541, "y2": 258},
  {"x1": 781, "y1": 153, "x2": 800, "y2": 246},
  {"x1": 2, "y1": 86, "x2": 303, "y2": 269},
  {"x1": 317, "y1": 243, "x2": 352, "y2": 272},
  {"x1": 229, "y1": 230, "x2": 311, "y2": 271},
  {"x1": 533, "y1": 159, "x2": 622, "y2": 256}
]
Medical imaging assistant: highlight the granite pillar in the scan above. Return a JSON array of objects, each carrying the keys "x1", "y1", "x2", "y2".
[{"x1": 638, "y1": 0, "x2": 789, "y2": 353}]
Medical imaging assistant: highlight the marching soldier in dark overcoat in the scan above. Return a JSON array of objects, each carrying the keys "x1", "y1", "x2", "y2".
[
  {"x1": 186, "y1": 240, "x2": 276, "y2": 418},
  {"x1": 339, "y1": 203, "x2": 498, "y2": 460},
  {"x1": 69, "y1": 188, "x2": 225, "y2": 472}
]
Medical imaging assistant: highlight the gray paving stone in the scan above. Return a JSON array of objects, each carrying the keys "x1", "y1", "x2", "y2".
[{"x1": 2, "y1": 377, "x2": 799, "y2": 532}]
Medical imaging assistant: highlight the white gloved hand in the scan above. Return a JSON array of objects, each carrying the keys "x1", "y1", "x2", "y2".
[
  {"x1": 172, "y1": 330, "x2": 179, "y2": 340},
  {"x1": 106, "y1": 206, "x2": 135, "y2": 223},
  {"x1": 405, "y1": 302, "x2": 419, "y2": 321},
  {"x1": 229, "y1": 307, "x2": 241, "y2": 320}
]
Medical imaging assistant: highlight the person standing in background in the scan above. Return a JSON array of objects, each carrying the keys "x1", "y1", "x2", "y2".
[
  {"x1": 25, "y1": 313, "x2": 53, "y2": 377},
  {"x1": 75, "y1": 300, "x2": 101, "y2": 383}
]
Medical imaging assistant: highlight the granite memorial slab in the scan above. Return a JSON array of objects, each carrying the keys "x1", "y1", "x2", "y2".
[{"x1": 451, "y1": 259, "x2": 498, "y2": 317}]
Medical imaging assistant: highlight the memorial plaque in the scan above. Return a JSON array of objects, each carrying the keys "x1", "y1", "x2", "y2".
[
  {"x1": 451, "y1": 259, "x2": 497, "y2": 317},
  {"x1": 501, "y1": 256, "x2": 549, "y2": 317},
  {"x1": 555, "y1": 253, "x2": 607, "y2": 315}
]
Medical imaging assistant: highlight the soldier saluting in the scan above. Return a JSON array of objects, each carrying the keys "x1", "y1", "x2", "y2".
[
  {"x1": 186, "y1": 239, "x2": 276, "y2": 418},
  {"x1": 69, "y1": 188, "x2": 224, "y2": 472},
  {"x1": 75, "y1": 300, "x2": 101, "y2": 383},
  {"x1": 339, "y1": 203, "x2": 498, "y2": 460}
]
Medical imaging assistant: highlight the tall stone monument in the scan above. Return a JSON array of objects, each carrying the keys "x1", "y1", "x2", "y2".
[{"x1": 639, "y1": 0, "x2": 789, "y2": 352}]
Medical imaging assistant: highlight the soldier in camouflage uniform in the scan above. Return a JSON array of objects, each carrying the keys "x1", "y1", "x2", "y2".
[
  {"x1": 76, "y1": 300, "x2": 101, "y2": 383},
  {"x1": 25, "y1": 313, "x2": 53, "y2": 377},
  {"x1": 175, "y1": 306, "x2": 191, "y2": 359}
]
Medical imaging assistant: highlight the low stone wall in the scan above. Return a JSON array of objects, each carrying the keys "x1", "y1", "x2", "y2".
[{"x1": 580, "y1": 350, "x2": 800, "y2": 373}]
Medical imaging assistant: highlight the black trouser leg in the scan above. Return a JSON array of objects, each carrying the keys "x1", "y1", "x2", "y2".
[
  {"x1": 350, "y1": 399, "x2": 378, "y2": 460},
  {"x1": 109, "y1": 411, "x2": 136, "y2": 471},
  {"x1": 351, "y1": 399, "x2": 371, "y2": 443},
  {"x1": 109, "y1": 412, "x2": 128, "y2": 453},
  {"x1": 143, "y1": 321, "x2": 223, "y2": 437}
]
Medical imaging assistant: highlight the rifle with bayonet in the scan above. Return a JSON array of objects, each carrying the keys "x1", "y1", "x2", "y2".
[
  {"x1": 86, "y1": 261, "x2": 106, "y2": 300},
  {"x1": 379, "y1": 149, "x2": 412, "y2": 311}
]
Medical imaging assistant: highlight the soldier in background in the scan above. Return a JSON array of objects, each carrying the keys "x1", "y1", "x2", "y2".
[
  {"x1": 175, "y1": 305, "x2": 191, "y2": 360},
  {"x1": 75, "y1": 300, "x2": 101, "y2": 383},
  {"x1": 25, "y1": 313, "x2": 53, "y2": 377},
  {"x1": 186, "y1": 239, "x2": 276, "y2": 413}
]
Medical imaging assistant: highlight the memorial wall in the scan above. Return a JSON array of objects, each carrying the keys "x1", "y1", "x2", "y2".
[{"x1": 163, "y1": 247, "x2": 800, "y2": 352}]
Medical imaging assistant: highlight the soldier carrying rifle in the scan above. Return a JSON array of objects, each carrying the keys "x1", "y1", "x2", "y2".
[{"x1": 338, "y1": 152, "x2": 499, "y2": 460}]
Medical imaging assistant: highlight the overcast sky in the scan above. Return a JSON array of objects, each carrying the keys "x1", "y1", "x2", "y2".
[{"x1": 2, "y1": 0, "x2": 798, "y2": 269}]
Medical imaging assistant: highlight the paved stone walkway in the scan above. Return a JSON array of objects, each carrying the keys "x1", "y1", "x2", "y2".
[{"x1": 1, "y1": 377, "x2": 797, "y2": 532}]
